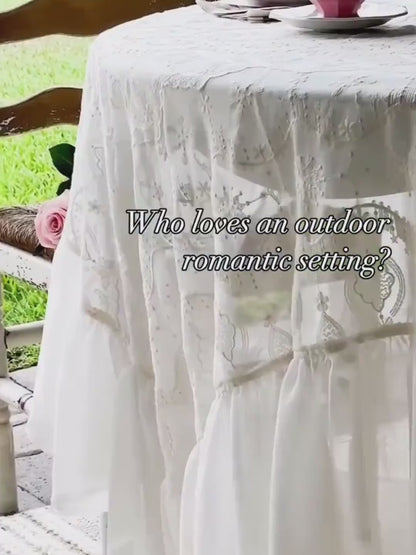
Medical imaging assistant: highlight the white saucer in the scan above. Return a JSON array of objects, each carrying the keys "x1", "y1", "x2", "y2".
[{"x1": 269, "y1": 3, "x2": 408, "y2": 31}]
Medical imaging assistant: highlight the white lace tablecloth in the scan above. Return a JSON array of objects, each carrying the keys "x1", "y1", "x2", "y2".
[{"x1": 28, "y1": 3, "x2": 416, "y2": 554}]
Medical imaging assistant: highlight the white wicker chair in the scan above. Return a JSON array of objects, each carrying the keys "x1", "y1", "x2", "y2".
[{"x1": 0, "y1": 241, "x2": 50, "y2": 514}]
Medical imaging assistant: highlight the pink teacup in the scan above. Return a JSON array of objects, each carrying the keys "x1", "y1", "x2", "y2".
[{"x1": 311, "y1": 0, "x2": 365, "y2": 17}]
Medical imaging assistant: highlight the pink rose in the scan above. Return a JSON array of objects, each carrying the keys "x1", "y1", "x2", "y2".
[{"x1": 35, "y1": 191, "x2": 70, "y2": 249}]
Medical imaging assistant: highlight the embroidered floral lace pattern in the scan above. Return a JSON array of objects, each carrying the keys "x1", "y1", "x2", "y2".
[{"x1": 30, "y1": 4, "x2": 416, "y2": 555}]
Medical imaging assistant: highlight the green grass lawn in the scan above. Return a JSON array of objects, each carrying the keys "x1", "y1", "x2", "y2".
[{"x1": 0, "y1": 0, "x2": 92, "y2": 368}]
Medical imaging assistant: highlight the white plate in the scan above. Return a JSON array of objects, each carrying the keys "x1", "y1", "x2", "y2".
[
  {"x1": 216, "y1": 0, "x2": 309, "y2": 8},
  {"x1": 269, "y1": 3, "x2": 408, "y2": 31}
]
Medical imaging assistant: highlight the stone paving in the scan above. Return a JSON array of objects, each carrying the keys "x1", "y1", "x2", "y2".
[
  {"x1": 2, "y1": 367, "x2": 102, "y2": 554},
  {"x1": 10, "y1": 368, "x2": 52, "y2": 511}
]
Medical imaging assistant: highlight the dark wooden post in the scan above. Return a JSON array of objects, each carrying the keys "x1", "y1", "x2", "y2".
[{"x1": 0, "y1": 0, "x2": 193, "y2": 43}]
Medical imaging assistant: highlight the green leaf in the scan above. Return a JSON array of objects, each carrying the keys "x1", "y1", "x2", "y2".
[
  {"x1": 56, "y1": 179, "x2": 71, "y2": 196},
  {"x1": 49, "y1": 143, "x2": 75, "y2": 178}
]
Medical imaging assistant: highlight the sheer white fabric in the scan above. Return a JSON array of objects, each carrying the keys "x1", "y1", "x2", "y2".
[{"x1": 28, "y1": 3, "x2": 416, "y2": 554}]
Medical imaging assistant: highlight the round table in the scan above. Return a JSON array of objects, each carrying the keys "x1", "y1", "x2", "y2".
[{"x1": 28, "y1": 4, "x2": 416, "y2": 554}]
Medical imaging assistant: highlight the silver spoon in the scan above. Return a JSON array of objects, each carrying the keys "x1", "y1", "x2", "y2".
[{"x1": 214, "y1": 8, "x2": 274, "y2": 20}]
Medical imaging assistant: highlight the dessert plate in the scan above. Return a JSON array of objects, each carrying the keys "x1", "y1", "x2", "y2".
[
  {"x1": 198, "y1": 0, "x2": 309, "y2": 10},
  {"x1": 232, "y1": 0, "x2": 309, "y2": 6},
  {"x1": 196, "y1": 0, "x2": 310, "y2": 21},
  {"x1": 196, "y1": 0, "x2": 277, "y2": 19},
  {"x1": 269, "y1": 3, "x2": 408, "y2": 31}
]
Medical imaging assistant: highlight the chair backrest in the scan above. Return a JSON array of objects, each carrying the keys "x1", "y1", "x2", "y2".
[{"x1": 0, "y1": 0, "x2": 192, "y2": 136}]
